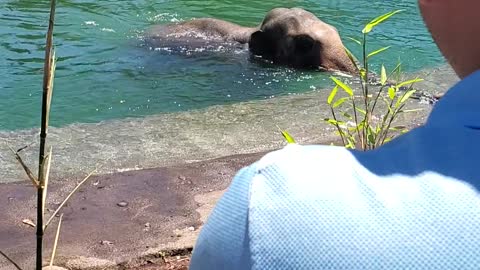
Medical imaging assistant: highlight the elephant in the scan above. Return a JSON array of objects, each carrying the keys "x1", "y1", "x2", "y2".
[{"x1": 146, "y1": 7, "x2": 357, "y2": 73}]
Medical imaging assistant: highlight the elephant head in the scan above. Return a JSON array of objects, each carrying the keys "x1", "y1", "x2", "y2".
[{"x1": 248, "y1": 8, "x2": 356, "y2": 73}]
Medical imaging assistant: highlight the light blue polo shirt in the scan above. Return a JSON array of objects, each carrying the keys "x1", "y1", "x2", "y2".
[{"x1": 190, "y1": 70, "x2": 480, "y2": 269}]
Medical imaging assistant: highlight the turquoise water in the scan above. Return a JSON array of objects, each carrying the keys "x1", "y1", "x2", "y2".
[{"x1": 1, "y1": 0, "x2": 443, "y2": 131}]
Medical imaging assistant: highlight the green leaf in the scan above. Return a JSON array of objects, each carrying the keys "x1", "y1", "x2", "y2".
[
  {"x1": 324, "y1": 118, "x2": 338, "y2": 125},
  {"x1": 330, "y1": 77, "x2": 353, "y2": 96},
  {"x1": 383, "y1": 97, "x2": 395, "y2": 115},
  {"x1": 392, "y1": 62, "x2": 402, "y2": 74},
  {"x1": 281, "y1": 130, "x2": 296, "y2": 144},
  {"x1": 333, "y1": 97, "x2": 349, "y2": 108},
  {"x1": 389, "y1": 126, "x2": 406, "y2": 131},
  {"x1": 367, "y1": 46, "x2": 391, "y2": 58},
  {"x1": 367, "y1": 126, "x2": 376, "y2": 145},
  {"x1": 399, "y1": 89, "x2": 417, "y2": 104},
  {"x1": 388, "y1": 87, "x2": 396, "y2": 100},
  {"x1": 342, "y1": 112, "x2": 352, "y2": 119},
  {"x1": 397, "y1": 78, "x2": 424, "y2": 88},
  {"x1": 356, "y1": 121, "x2": 365, "y2": 131},
  {"x1": 362, "y1": 10, "x2": 403, "y2": 34},
  {"x1": 402, "y1": 108, "x2": 423, "y2": 113},
  {"x1": 346, "y1": 37, "x2": 362, "y2": 45},
  {"x1": 327, "y1": 85, "x2": 339, "y2": 105},
  {"x1": 359, "y1": 68, "x2": 367, "y2": 81},
  {"x1": 346, "y1": 137, "x2": 356, "y2": 149},
  {"x1": 380, "y1": 65, "x2": 387, "y2": 85},
  {"x1": 356, "y1": 108, "x2": 366, "y2": 115}
]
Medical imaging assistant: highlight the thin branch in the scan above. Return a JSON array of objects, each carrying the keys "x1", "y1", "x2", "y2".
[
  {"x1": 0, "y1": 250, "x2": 24, "y2": 270},
  {"x1": 329, "y1": 107, "x2": 347, "y2": 147},
  {"x1": 350, "y1": 96, "x2": 363, "y2": 150},
  {"x1": 362, "y1": 33, "x2": 370, "y2": 150},
  {"x1": 49, "y1": 214, "x2": 63, "y2": 267},
  {"x1": 380, "y1": 103, "x2": 406, "y2": 145},
  {"x1": 375, "y1": 97, "x2": 395, "y2": 148},
  {"x1": 44, "y1": 167, "x2": 98, "y2": 231},
  {"x1": 8, "y1": 146, "x2": 39, "y2": 187},
  {"x1": 370, "y1": 85, "x2": 386, "y2": 113},
  {"x1": 42, "y1": 147, "x2": 53, "y2": 217}
]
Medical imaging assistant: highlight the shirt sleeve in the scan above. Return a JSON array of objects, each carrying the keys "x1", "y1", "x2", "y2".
[{"x1": 189, "y1": 164, "x2": 257, "y2": 270}]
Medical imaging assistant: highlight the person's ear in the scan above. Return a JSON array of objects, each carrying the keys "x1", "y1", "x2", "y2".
[{"x1": 248, "y1": 30, "x2": 275, "y2": 57}]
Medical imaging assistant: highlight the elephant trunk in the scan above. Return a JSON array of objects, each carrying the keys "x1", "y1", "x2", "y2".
[
  {"x1": 335, "y1": 52, "x2": 358, "y2": 74},
  {"x1": 322, "y1": 44, "x2": 358, "y2": 74}
]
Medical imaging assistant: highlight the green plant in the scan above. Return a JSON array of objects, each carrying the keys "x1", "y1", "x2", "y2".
[
  {"x1": 326, "y1": 10, "x2": 423, "y2": 150},
  {"x1": 0, "y1": 1, "x2": 99, "y2": 269}
]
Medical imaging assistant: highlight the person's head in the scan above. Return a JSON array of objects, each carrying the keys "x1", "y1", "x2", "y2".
[{"x1": 418, "y1": 0, "x2": 480, "y2": 78}]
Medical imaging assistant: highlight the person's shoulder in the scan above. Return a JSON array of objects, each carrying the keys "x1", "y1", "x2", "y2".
[
  {"x1": 248, "y1": 144, "x2": 361, "y2": 188},
  {"x1": 256, "y1": 143, "x2": 354, "y2": 169}
]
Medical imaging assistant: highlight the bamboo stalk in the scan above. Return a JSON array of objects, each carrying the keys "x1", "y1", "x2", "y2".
[{"x1": 37, "y1": 0, "x2": 57, "y2": 269}]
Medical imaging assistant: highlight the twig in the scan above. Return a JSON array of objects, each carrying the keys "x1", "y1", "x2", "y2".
[
  {"x1": 329, "y1": 107, "x2": 346, "y2": 147},
  {"x1": 8, "y1": 146, "x2": 39, "y2": 187},
  {"x1": 0, "y1": 250, "x2": 24, "y2": 270},
  {"x1": 49, "y1": 214, "x2": 63, "y2": 267},
  {"x1": 42, "y1": 147, "x2": 53, "y2": 217},
  {"x1": 44, "y1": 167, "x2": 98, "y2": 230},
  {"x1": 350, "y1": 96, "x2": 363, "y2": 149}
]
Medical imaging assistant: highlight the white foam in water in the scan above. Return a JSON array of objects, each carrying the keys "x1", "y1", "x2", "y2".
[
  {"x1": 101, "y1": 28, "x2": 115, "y2": 33},
  {"x1": 0, "y1": 65, "x2": 457, "y2": 184},
  {"x1": 84, "y1": 21, "x2": 98, "y2": 26},
  {"x1": 148, "y1": 12, "x2": 180, "y2": 23}
]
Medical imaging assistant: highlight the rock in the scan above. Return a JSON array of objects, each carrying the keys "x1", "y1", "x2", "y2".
[
  {"x1": 117, "y1": 201, "x2": 128, "y2": 207},
  {"x1": 100, "y1": 240, "x2": 114, "y2": 246},
  {"x1": 178, "y1": 175, "x2": 186, "y2": 181}
]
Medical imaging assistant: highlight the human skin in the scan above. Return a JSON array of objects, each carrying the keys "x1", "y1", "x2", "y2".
[{"x1": 418, "y1": 0, "x2": 480, "y2": 78}]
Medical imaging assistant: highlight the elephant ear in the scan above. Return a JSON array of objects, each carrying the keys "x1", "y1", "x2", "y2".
[
  {"x1": 248, "y1": 30, "x2": 275, "y2": 57},
  {"x1": 293, "y1": 34, "x2": 316, "y2": 53}
]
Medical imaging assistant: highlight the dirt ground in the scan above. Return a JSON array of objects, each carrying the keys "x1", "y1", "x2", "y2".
[{"x1": 129, "y1": 255, "x2": 191, "y2": 270}]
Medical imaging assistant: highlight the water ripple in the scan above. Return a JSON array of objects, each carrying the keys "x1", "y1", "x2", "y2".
[{"x1": 1, "y1": 0, "x2": 443, "y2": 131}]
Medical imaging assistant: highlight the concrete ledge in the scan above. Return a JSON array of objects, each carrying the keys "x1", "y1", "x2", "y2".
[{"x1": 0, "y1": 151, "x2": 266, "y2": 270}]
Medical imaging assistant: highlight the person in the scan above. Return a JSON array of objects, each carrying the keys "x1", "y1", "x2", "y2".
[{"x1": 190, "y1": 0, "x2": 480, "y2": 269}]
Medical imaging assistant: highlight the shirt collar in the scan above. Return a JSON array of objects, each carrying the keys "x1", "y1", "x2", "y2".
[{"x1": 427, "y1": 69, "x2": 480, "y2": 129}]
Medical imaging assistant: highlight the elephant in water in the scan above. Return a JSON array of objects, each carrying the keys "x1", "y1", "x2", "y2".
[{"x1": 146, "y1": 7, "x2": 356, "y2": 73}]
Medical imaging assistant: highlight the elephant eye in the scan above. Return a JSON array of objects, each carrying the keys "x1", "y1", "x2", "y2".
[{"x1": 294, "y1": 35, "x2": 315, "y2": 53}]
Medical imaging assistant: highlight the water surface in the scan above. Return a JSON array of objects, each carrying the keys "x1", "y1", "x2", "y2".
[{"x1": 1, "y1": 0, "x2": 443, "y2": 131}]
